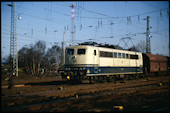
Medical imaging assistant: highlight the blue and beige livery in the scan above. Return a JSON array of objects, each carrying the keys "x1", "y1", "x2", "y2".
[{"x1": 59, "y1": 45, "x2": 143, "y2": 83}]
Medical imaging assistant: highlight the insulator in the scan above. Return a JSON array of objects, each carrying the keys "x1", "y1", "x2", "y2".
[{"x1": 18, "y1": 14, "x2": 21, "y2": 20}]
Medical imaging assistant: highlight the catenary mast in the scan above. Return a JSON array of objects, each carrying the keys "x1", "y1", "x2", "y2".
[
  {"x1": 146, "y1": 16, "x2": 151, "y2": 54},
  {"x1": 71, "y1": 4, "x2": 75, "y2": 46},
  {"x1": 8, "y1": 2, "x2": 18, "y2": 77}
]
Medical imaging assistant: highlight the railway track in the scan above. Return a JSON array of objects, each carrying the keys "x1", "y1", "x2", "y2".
[{"x1": 1, "y1": 75, "x2": 170, "y2": 112}]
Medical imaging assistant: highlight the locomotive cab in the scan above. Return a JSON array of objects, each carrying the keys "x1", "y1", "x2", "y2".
[
  {"x1": 63, "y1": 45, "x2": 99, "y2": 82},
  {"x1": 65, "y1": 45, "x2": 98, "y2": 65}
]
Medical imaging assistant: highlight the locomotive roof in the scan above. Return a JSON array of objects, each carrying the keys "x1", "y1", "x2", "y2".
[
  {"x1": 78, "y1": 41, "x2": 124, "y2": 50},
  {"x1": 67, "y1": 44, "x2": 141, "y2": 54},
  {"x1": 76, "y1": 41, "x2": 139, "y2": 52}
]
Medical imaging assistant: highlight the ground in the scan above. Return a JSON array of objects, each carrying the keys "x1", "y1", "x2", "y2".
[{"x1": 1, "y1": 74, "x2": 170, "y2": 112}]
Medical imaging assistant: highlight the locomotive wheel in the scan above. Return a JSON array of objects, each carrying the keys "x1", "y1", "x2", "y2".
[
  {"x1": 89, "y1": 76, "x2": 95, "y2": 84},
  {"x1": 74, "y1": 76, "x2": 82, "y2": 84},
  {"x1": 124, "y1": 75, "x2": 129, "y2": 81},
  {"x1": 77, "y1": 76, "x2": 82, "y2": 83},
  {"x1": 129, "y1": 75, "x2": 135, "y2": 80},
  {"x1": 94, "y1": 76, "x2": 99, "y2": 83},
  {"x1": 139, "y1": 74, "x2": 145, "y2": 78},
  {"x1": 110, "y1": 76, "x2": 116, "y2": 83},
  {"x1": 89, "y1": 76, "x2": 92, "y2": 84},
  {"x1": 106, "y1": 76, "x2": 110, "y2": 82},
  {"x1": 113, "y1": 76, "x2": 116, "y2": 83},
  {"x1": 103, "y1": 76, "x2": 107, "y2": 82},
  {"x1": 109, "y1": 76, "x2": 116, "y2": 82},
  {"x1": 99, "y1": 76, "x2": 104, "y2": 83},
  {"x1": 135, "y1": 74, "x2": 140, "y2": 79},
  {"x1": 105, "y1": 75, "x2": 116, "y2": 83}
]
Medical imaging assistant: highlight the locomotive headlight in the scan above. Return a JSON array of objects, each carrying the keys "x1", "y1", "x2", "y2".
[{"x1": 67, "y1": 76, "x2": 70, "y2": 80}]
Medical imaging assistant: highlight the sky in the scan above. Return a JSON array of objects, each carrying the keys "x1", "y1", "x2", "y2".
[{"x1": 1, "y1": 1, "x2": 169, "y2": 62}]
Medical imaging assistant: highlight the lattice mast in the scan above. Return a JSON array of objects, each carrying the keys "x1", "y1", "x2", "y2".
[
  {"x1": 71, "y1": 4, "x2": 76, "y2": 46},
  {"x1": 146, "y1": 16, "x2": 151, "y2": 54},
  {"x1": 9, "y1": 2, "x2": 18, "y2": 76}
]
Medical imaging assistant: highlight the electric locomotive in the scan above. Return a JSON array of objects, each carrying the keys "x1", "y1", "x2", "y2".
[{"x1": 58, "y1": 42, "x2": 144, "y2": 83}]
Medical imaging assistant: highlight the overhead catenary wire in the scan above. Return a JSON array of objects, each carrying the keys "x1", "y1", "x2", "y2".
[
  {"x1": 3, "y1": 7, "x2": 67, "y2": 26},
  {"x1": 142, "y1": 1, "x2": 163, "y2": 10},
  {"x1": 3, "y1": 4, "x2": 168, "y2": 32},
  {"x1": 2, "y1": 2, "x2": 169, "y2": 55},
  {"x1": 3, "y1": 2, "x2": 169, "y2": 21},
  {"x1": 61, "y1": 2, "x2": 169, "y2": 19}
]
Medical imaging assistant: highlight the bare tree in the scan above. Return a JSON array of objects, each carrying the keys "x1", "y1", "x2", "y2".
[
  {"x1": 135, "y1": 40, "x2": 146, "y2": 53},
  {"x1": 18, "y1": 46, "x2": 29, "y2": 74},
  {"x1": 17, "y1": 40, "x2": 46, "y2": 75},
  {"x1": 16, "y1": 40, "x2": 62, "y2": 76},
  {"x1": 33, "y1": 40, "x2": 46, "y2": 74},
  {"x1": 128, "y1": 41, "x2": 146, "y2": 53},
  {"x1": 45, "y1": 44, "x2": 62, "y2": 75}
]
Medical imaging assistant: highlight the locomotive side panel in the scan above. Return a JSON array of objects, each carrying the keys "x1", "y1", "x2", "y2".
[
  {"x1": 98, "y1": 47, "x2": 113, "y2": 66},
  {"x1": 99, "y1": 57, "x2": 113, "y2": 66},
  {"x1": 94, "y1": 48, "x2": 143, "y2": 75},
  {"x1": 113, "y1": 49, "x2": 130, "y2": 67}
]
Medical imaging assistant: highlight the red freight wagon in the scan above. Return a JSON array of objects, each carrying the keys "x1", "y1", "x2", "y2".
[{"x1": 143, "y1": 53, "x2": 167, "y2": 75}]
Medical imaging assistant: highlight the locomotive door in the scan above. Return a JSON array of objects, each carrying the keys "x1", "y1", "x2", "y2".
[
  {"x1": 93, "y1": 49, "x2": 98, "y2": 73},
  {"x1": 135, "y1": 53, "x2": 139, "y2": 73}
]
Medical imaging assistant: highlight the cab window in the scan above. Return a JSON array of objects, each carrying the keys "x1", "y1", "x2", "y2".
[
  {"x1": 67, "y1": 49, "x2": 74, "y2": 55},
  {"x1": 126, "y1": 54, "x2": 129, "y2": 59},
  {"x1": 118, "y1": 53, "x2": 121, "y2": 58},
  {"x1": 114, "y1": 52, "x2": 117, "y2": 58},
  {"x1": 77, "y1": 49, "x2": 86, "y2": 55},
  {"x1": 122, "y1": 53, "x2": 125, "y2": 59},
  {"x1": 130, "y1": 54, "x2": 139, "y2": 59}
]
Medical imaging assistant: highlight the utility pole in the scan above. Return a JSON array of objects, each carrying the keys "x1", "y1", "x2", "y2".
[
  {"x1": 62, "y1": 32, "x2": 65, "y2": 65},
  {"x1": 145, "y1": 16, "x2": 151, "y2": 54},
  {"x1": 54, "y1": 45, "x2": 57, "y2": 73},
  {"x1": 169, "y1": 27, "x2": 170, "y2": 56},
  {"x1": 8, "y1": 2, "x2": 18, "y2": 77}
]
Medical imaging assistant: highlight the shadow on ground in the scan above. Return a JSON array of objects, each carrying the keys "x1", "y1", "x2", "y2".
[
  {"x1": 25, "y1": 81, "x2": 69, "y2": 86},
  {"x1": 24, "y1": 80, "x2": 89, "y2": 86}
]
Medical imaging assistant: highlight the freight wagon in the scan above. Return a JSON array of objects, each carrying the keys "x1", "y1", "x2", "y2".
[{"x1": 143, "y1": 54, "x2": 168, "y2": 76}]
